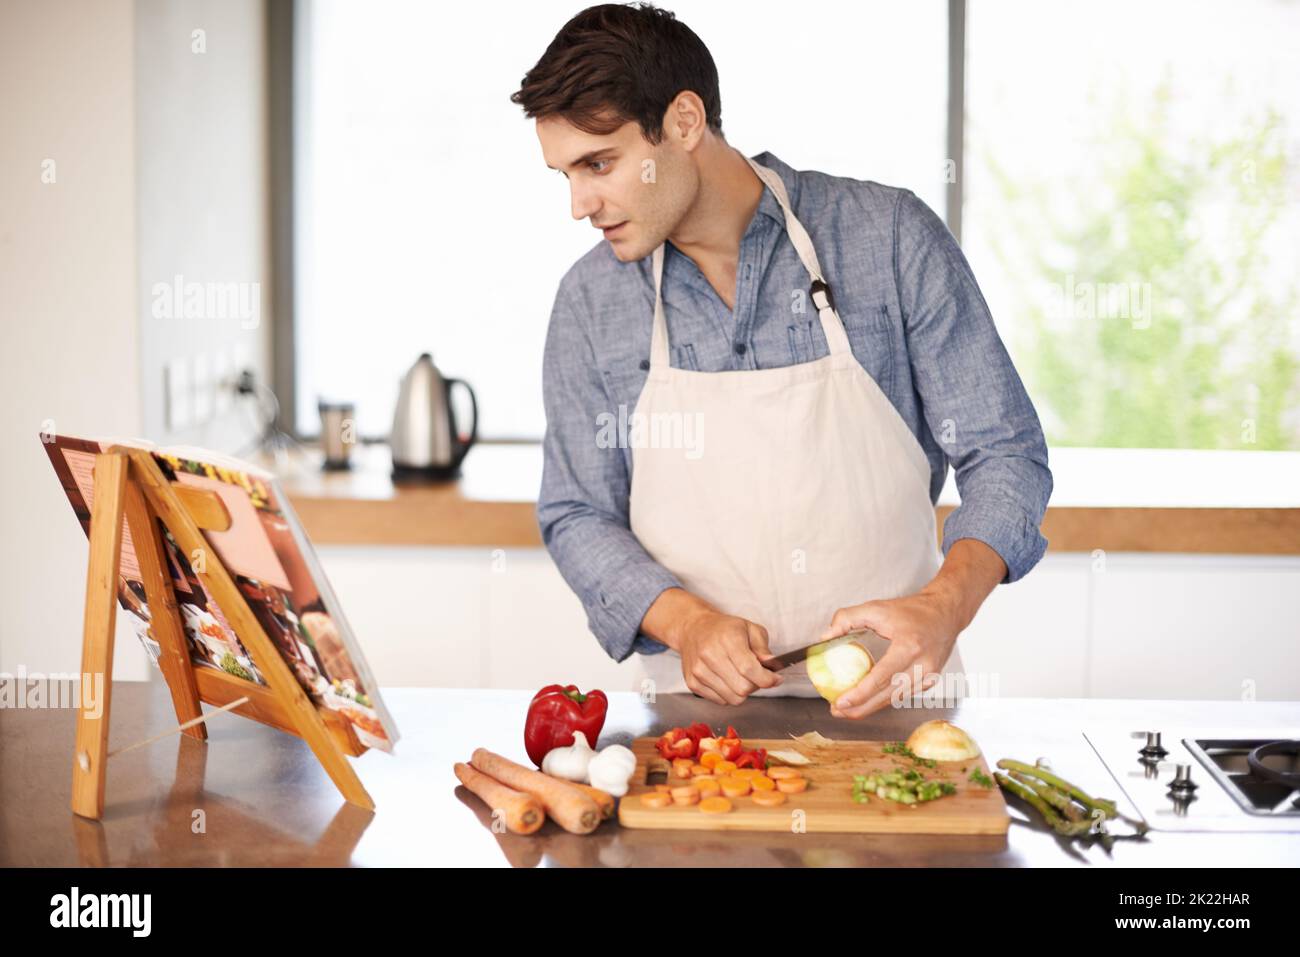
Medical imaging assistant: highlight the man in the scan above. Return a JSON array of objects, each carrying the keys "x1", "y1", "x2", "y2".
[{"x1": 512, "y1": 3, "x2": 1052, "y2": 717}]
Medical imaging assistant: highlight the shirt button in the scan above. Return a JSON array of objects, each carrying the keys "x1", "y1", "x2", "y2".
[
  {"x1": 639, "y1": 359, "x2": 650, "y2": 371},
  {"x1": 734, "y1": 343, "x2": 747, "y2": 356}
]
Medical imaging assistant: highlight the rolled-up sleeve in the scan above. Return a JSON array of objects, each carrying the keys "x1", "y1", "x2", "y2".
[
  {"x1": 537, "y1": 282, "x2": 681, "y2": 660},
  {"x1": 893, "y1": 190, "x2": 1053, "y2": 583}
]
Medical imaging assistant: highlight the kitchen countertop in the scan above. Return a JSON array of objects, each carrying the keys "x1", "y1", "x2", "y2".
[{"x1": 2, "y1": 680, "x2": 1297, "y2": 867}]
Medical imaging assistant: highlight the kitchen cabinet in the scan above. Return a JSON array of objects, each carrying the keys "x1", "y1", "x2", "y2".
[{"x1": 314, "y1": 548, "x2": 1300, "y2": 701}]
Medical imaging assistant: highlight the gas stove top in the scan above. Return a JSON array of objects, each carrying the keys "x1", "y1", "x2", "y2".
[{"x1": 1083, "y1": 726, "x2": 1300, "y2": 833}]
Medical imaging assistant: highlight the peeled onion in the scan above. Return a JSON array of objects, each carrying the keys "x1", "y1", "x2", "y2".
[
  {"x1": 905, "y1": 720, "x2": 981, "y2": 761},
  {"x1": 806, "y1": 635, "x2": 875, "y2": 704}
]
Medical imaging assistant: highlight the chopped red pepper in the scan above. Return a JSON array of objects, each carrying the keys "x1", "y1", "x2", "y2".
[
  {"x1": 655, "y1": 722, "x2": 762, "y2": 765},
  {"x1": 655, "y1": 727, "x2": 696, "y2": 760},
  {"x1": 523, "y1": 684, "x2": 608, "y2": 767}
]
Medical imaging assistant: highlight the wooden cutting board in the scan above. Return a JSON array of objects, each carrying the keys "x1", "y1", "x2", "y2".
[{"x1": 617, "y1": 737, "x2": 1010, "y2": 835}]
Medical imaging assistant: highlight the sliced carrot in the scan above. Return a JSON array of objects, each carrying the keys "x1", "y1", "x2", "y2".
[
  {"x1": 672, "y1": 758, "x2": 695, "y2": 778},
  {"x1": 767, "y1": 767, "x2": 802, "y2": 780},
  {"x1": 699, "y1": 750, "x2": 723, "y2": 770},
  {"x1": 690, "y1": 764, "x2": 712, "y2": 777},
  {"x1": 776, "y1": 776, "x2": 809, "y2": 794},
  {"x1": 671, "y1": 784, "x2": 701, "y2": 805},
  {"x1": 699, "y1": 796, "x2": 733, "y2": 814},
  {"x1": 734, "y1": 768, "x2": 765, "y2": 780},
  {"x1": 640, "y1": 791, "x2": 672, "y2": 808},
  {"x1": 714, "y1": 761, "x2": 737, "y2": 776},
  {"x1": 751, "y1": 790, "x2": 787, "y2": 807},
  {"x1": 720, "y1": 776, "x2": 751, "y2": 798},
  {"x1": 695, "y1": 778, "x2": 721, "y2": 797},
  {"x1": 750, "y1": 775, "x2": 776, "y2": 791},
  {"x1": 654, "y1": 783, "x2": 673, "y2": 793}
]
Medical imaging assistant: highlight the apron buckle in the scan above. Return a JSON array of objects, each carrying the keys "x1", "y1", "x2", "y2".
[{"x1": 810, "y1": 278, "x2": 835, "y2": 312}]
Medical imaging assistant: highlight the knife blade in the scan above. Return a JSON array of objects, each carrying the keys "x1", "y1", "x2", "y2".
[{"x1": 760, "y1": 627, "x2": 881, "y2": 672}]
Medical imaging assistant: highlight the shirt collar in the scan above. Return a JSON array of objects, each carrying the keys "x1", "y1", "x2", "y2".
[{"x1": 748, "y1": 150, "x2": 799, "y2": 227}]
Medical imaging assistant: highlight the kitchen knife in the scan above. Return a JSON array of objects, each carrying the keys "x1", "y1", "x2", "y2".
[{"x1": 760, "y1": 628, "x2": 881, "y2": 672}]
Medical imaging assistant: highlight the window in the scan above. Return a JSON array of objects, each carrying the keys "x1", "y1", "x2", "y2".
[
  {"x1": 964, "y1": 0, "x2": 1300, "y2": 451},
  {"x1": 293, "y1": 0, "x2": 948, "y2": 439}
]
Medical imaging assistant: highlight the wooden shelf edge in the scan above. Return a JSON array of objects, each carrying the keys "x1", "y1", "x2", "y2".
[{"x1": 287, "y1": 493, "x2": 1300, "y2": 555}]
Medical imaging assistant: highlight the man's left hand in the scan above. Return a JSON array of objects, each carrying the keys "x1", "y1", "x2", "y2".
[{"x1": 819, "y1": 589, "x2": 962, "y2": 720}]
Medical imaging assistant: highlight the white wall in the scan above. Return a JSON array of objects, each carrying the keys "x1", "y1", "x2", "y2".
[
  {"x1": 135, "y1": 0, "x2": 272, "y2": 451},
  {"x1": 0, "y1": 0, "x2": 271, "y2": 680},
  {"x1": 0, "y1": 0, "x2": 143, "y2": 680},
  {"x1": 315, "y1": 547, "x2": 1300, "y2": 701}
]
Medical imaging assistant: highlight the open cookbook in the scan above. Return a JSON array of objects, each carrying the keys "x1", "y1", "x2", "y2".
[{"x1": 42, "y1": 433, "x2": 398, "y2": 753}]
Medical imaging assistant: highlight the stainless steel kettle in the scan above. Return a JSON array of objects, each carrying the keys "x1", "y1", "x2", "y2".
[{"x1": 389, "y1": 353, "x2": 478, "y2": 481}]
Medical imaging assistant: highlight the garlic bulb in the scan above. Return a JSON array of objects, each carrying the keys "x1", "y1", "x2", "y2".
[
  {"x1": 587, "y1": 744, "x2": 637, "y2": 797},
  {"x1": 541, "y1": 730, "x2": 596, "y2": 782}
]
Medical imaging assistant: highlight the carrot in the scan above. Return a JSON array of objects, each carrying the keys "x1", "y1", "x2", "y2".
[
  {"x1": 767, "y1": 767, "x2": 802, "y2": 780},
  {"x1": 720, "y1": 776, "x2": 751, "y2": 798},
  {"x1": 453, "y1": 762, "x2": 544, "y2": 835},
  {"x1": 640, "y1": 791, "x2": 672, "y2": 808},
  {"x1": 776, "y1": 776, "x2": 809, "y2": 794},
  {"x1": 671, "y1": 784, "x2": 700, "y2": 806},
  {"x1": 750, "y1": 775, "x2": 776, "y2": 791},
  {"x1": 470, "y1": 748, "x2": 601, "y2": 835},
  {"x1": 699, "y1": 796, "x2": 732, "y2": 814},
  {"x1": 751, "y1": 790, "x2": 787, "y2": 807},
  {"x1": 700, "y1": 751, "x2": 723, "y2": 770},
  {"x1": 695, "y1": 778, "x2": 722, "y2": 798},
  {"x1": 573, "y1": 783, "x2": 616, "y2": 820}
]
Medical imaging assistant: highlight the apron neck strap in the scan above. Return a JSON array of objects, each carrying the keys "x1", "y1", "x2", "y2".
[{"x1": 650, "y1": 157, "x2": 852, "y2": 369}]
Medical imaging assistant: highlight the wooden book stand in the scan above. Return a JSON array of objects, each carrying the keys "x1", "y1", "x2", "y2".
[{"x1": 72, "y1": 446, "x2": 374, "y2": 820}]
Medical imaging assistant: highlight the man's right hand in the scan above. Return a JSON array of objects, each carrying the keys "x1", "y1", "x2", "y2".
[
  {"x1": 674, "y1": 609, "x2": 784, "y2": 705},
  {"x1": 641, "y1": 588, "x2": 784, "y2": 704}
]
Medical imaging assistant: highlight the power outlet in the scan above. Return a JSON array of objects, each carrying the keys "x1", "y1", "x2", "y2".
[
  {"x1": 165, "y1": 357, "x2": 192, "y2": 431},
  {"x1": 213, "y1": 349, "x2": 233, "y2": 413},
  {"x1": 192, "y1": 353, "x2": 213, "y2": 423}
]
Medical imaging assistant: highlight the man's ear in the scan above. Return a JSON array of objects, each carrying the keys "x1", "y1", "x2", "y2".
[{"x1": 665, "y1": 91, "x2": 708, "y2": 151}]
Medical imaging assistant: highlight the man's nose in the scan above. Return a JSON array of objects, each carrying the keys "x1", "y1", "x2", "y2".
[{"x1": 570, "y1": 182, "x2": 599, "y2": 222}]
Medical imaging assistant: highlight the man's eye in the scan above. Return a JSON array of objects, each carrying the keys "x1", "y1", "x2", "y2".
[{"x1": 590, "y1": 159, "x2": 611, "y2": 173}]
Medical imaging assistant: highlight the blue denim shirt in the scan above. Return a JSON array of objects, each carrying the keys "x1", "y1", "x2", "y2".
[{"x1": 539, "y1": 151, "x2": 1052, "y2": 663}]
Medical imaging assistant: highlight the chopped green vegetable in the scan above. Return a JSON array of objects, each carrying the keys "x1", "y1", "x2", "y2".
[
  {"x1": 969, "y1": 768, "x2": 995, "y2": 788},
  {"x1": 851, "y1": 767, "x2": 957, "y2": 806},
  {"x1": 882, "y1": 741, "x2": 937, "y2": 768}
]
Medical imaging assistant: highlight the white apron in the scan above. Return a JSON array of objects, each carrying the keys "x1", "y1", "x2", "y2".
[{"x1": 628, "y1": 157, "x2": 964, "y2": 698}]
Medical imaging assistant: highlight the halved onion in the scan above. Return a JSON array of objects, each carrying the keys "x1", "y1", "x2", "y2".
[
  {"x1": 905, "y1": 719, "x2": 981, "y2": 761},
  {"x1": 805, "y1": 635, "x2": 875, "y2": 704}
]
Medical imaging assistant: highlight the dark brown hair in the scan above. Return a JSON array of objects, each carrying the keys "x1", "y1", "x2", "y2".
[{"x1": 510, "y1": 3, "x2": 723, "y2": 144}]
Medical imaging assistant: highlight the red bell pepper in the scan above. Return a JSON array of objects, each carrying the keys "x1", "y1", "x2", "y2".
[
  {"x1": 717, "y1": 726, "x2": 743, "y2": 761},
  {"x1": 735, "y1": 748, "x2": 768, "y2": 770},
  {"x1": 655, "y1": 727, "x2": 695, "y2": 760},
  {"x1": 523, "y1": 684, "x2": 608, "y2": 767},
  {"x1": 654, "y1": 722, "x2": 716, "y2": 760}
]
